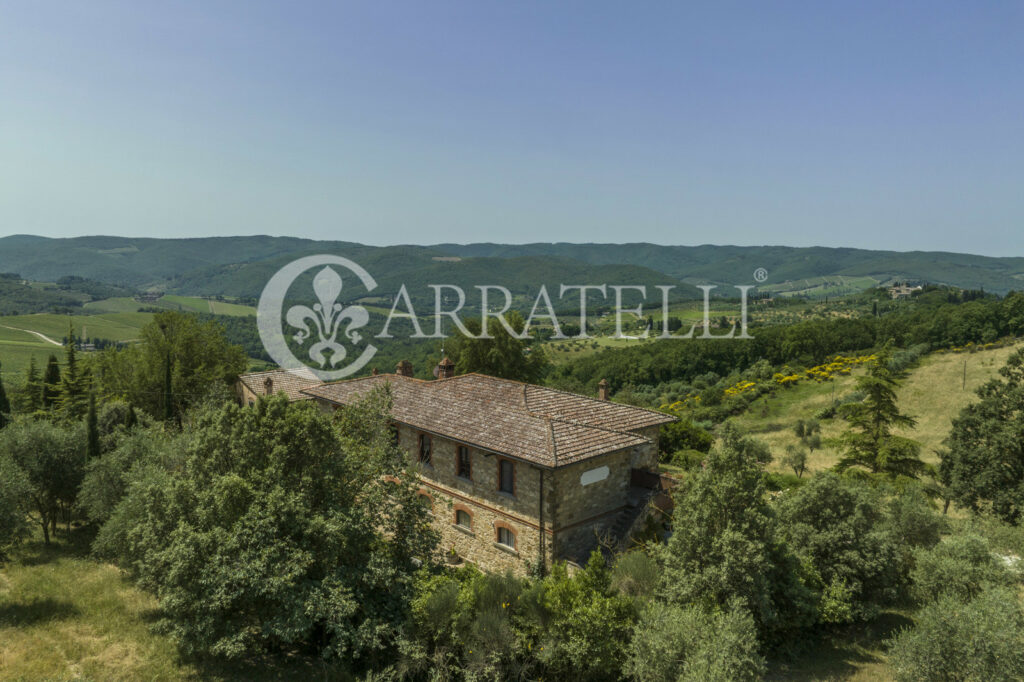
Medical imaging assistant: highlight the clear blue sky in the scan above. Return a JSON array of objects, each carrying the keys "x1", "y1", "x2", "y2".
[{"x1": 1, "y1": 1, "x2": 1022, "y2": 255}]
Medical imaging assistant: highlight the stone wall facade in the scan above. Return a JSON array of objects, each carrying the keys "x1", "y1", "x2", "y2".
[
  {"x1": 314, "y1": 400, "x2": 664, "y2": 576},
  {"x1": 397, "y1": 424, "x2": 554, "y2": 575}
]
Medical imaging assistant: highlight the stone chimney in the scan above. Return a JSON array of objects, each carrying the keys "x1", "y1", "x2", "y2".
[
  {"x1": 437, "y1": 356, "x2": 455, "y2": 379},
  {"x1": 264, "y1": 377, "x2": 274, "y2": 394},
  {"x1": 396, "y1": 360, "x2": 414, "y2": 377},
  {"x1": 371, "y1": 367, "x2": 379, "y2": 376},
  {"x1": 598, "y1": 379, "x2": 609, "y2": 401}
]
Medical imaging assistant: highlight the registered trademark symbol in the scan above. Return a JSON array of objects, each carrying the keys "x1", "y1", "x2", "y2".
[{"x1": 753, "y1": 267, "x2": 768, "y2": 283}]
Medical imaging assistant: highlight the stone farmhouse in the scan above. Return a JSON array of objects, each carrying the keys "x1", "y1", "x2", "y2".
[{"x1": 237, "y1": 360, "x2": 675, "y2": 574}]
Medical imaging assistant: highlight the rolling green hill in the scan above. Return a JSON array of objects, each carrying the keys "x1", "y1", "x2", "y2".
[
  {"x1": 435, "y1": 242, "x2": 1024, "y2": 293},
  {"x1": 3, "y1": 236, "x2": 1023, "y2": 298}
]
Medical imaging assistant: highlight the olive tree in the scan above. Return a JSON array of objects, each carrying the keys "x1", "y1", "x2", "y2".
[{"x1": 94, "y1": 390, "x2": 436, "y2": 664}]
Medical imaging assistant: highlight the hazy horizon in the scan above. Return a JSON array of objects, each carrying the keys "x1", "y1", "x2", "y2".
[{"x1": 4, "y1": 231, "x2": 1023, "y2": 261}]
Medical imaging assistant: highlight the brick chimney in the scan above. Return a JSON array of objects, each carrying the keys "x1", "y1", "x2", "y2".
[
  {"x1": 437, "y1": 356, "x2": 455, "y2": 379},
  {"x1": 598, "y1": 379, "x2": 609, "y2": 401},
  {"x1": 396, "y1": 360, "x2": 414, "y2": 377}
]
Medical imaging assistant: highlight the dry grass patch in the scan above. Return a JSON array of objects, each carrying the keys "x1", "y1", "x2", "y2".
[
  {"x1": 0, "y1": 532, "x2": 353, "y2": 681},
  {"x1": 894, "y1": 343, "x2": 1022, "y2": 464},
  {"x1": 730, "y1": 343, "x2": 1022, "y2": 475}
]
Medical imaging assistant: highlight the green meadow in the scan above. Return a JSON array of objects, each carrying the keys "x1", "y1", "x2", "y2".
[{"x1": 84, "y1": 295, "x2": 255, "y2": 317}]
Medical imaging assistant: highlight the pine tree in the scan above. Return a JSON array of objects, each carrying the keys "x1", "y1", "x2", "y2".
[
  {"x1": 41, "y1": 354, "x2": 61, "y2": 410},
  {"x1": 835, "y1": 355, "x2": 926, "y2": 478},
  {"x1": 0, "y1": 361, "x2": 11, "y2": 429},
  {"x1": 86, "y1": 393, "x2": 100, "y2": 460}
]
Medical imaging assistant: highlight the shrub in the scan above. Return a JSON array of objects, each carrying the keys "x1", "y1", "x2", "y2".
[
  {"x1": 660, "y1": 419, "x2": 714, "y2": 456},
  {"x1": 79, "y1": 427, "x2": 177, "y2": 525},
  {"x1": 889, "y1": 587, "x2": 1024, "y2": 682},
  {"x1": 624, "y1": 601, "x2": 765, "y2": 682},
  {"x1": 669, "y1": 448, "x2": 706, "y2": 471},
  {"x1": 910, "y1": 534, "x2": 1011, "y2": 603},
  {"x1": 764, "y1": 472, "x2": 806, "y2": 492},
  {"x1": 612, "y1": 550, "x2": 661, "y2": 600},
  {"x1": 887, "y1": 485, "x2": 944, "y2": 551}
]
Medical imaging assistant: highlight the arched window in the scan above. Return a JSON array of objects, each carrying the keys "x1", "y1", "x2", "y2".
[
  {"x1": 496, "y1": 524, "x2": 516, "y2": 550},
  {"x1": 455, "y1": 509, "x2": 472, "y2": 530},
  {"x1": 417, "y1": 492, "x2": 433, "y2": 513}
]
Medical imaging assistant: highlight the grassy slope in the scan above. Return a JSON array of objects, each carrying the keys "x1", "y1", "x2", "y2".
[
  {"x1": 0, "y1": 325, "x2": 61, "y2": 381},
  {"x1": 728, "y1": 342, "x2": 1023, "y2": 475},
  {"x1": 0, "y1": 312, "x2": 152, "y2": 381},
  {"x1": 0, "y1": 313, "x2": 152, "y2": 343},
  {"x1": 0, "y1": 532, "x2": 350, "y2": 681}
]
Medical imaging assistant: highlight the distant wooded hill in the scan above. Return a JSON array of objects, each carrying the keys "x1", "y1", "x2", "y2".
[{"x1": 2, "y1": 235, "x2": 1023, "y2": 297}]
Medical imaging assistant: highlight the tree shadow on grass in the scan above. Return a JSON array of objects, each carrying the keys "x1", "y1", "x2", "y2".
[
  {"x1": 16, "y1": 525, "x2": 98, "y2": 567},
  {"x1": 0, "y1": 598, "x2": 80, "y2": 627},
  {"x1": 767, "y1": 611, "x2": 915, "y2": 680}
]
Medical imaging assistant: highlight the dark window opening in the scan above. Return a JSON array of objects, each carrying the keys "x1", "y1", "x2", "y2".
[
  {"x1": 457, "y1": 445, "x2": 472, "y2": 479},
  {"x1": 499, "y1": 459, "x2": 514, "y2": 495},
  {"x1": 456, "y1": 509, "x2": 472, "y2": 529},
  {"x1": 418, "y1": 434, "x2": 432, "y2": 465}
]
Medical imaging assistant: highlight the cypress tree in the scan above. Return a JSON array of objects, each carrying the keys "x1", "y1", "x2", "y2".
[
  {"x1": 0, "y1": 361, "x2": 11, "y2": 429},
  {"x1": 23, "y1": 356, "x2": 42, "y2": 413},
  {"x1": 41, "y1": 354, "x2": 61, "y2": 409},
  {"x1": 86, "y1": 392, "x2": 100, "y2": 459},
  {"x1": 162, "y1": 352, "x2": 174, "y2": 422},
  {"x1": 58, "y1": 322, "x2": 87, "y2": 418}
]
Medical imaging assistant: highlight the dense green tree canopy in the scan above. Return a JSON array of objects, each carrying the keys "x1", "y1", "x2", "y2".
[
  {"x1": 889, "y1": 588, "x2": 1024, "y2": 682},
  {"x1": 0, "y1": 418, "x2": 85, "y2": 544},
  {"x1": 777, "y1": 473, "x2": 904, "y2": 623},
  {"x1": 444, "y1": 310, "x2": 549, "y2": 383},
  {"x1": 90, "y1": 311, "x2": 247, "y2": 422},
  {"x1": 94, "y1": 391, "x2": 435, "y2": 663},
  {"x1": 942, "y1": 348, "x2": 1024, "y2": 523},
  {"x1": 658, "y1": 424, "x2": 816, "y2": 640},
  {"x1": 0, "y1": 453, "x2": 31, "y2": 563}
]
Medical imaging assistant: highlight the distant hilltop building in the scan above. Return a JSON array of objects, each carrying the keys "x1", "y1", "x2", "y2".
[
  {"x1": 134, "y1": 292, "x2": 163, "y2": 303},
  {"x1": 888, "y1": 282, "x2": 923, "y2": 299},
  {"x1": 236, "y1": 360, "x2": 676, "y2": 575}
]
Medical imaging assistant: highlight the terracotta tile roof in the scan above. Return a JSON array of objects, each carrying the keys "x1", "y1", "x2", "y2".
[
  {"x1": 238, "y1": 368, "x2": 321, "y2": 401},
  {"x1": 301, "y1": 373, "x2": 675, "y2": 467},
  {"x1": 523, "y1": 384, "x2": 675, "y2": 431}
]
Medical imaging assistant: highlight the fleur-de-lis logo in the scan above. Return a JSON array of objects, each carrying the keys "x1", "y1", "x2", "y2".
[
  {"x1": 257, "y1": 255, "x2": 378, "y2": 380},
  {"x1": 285, "y1": 267, "x2": 370, "y2": 368}
]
